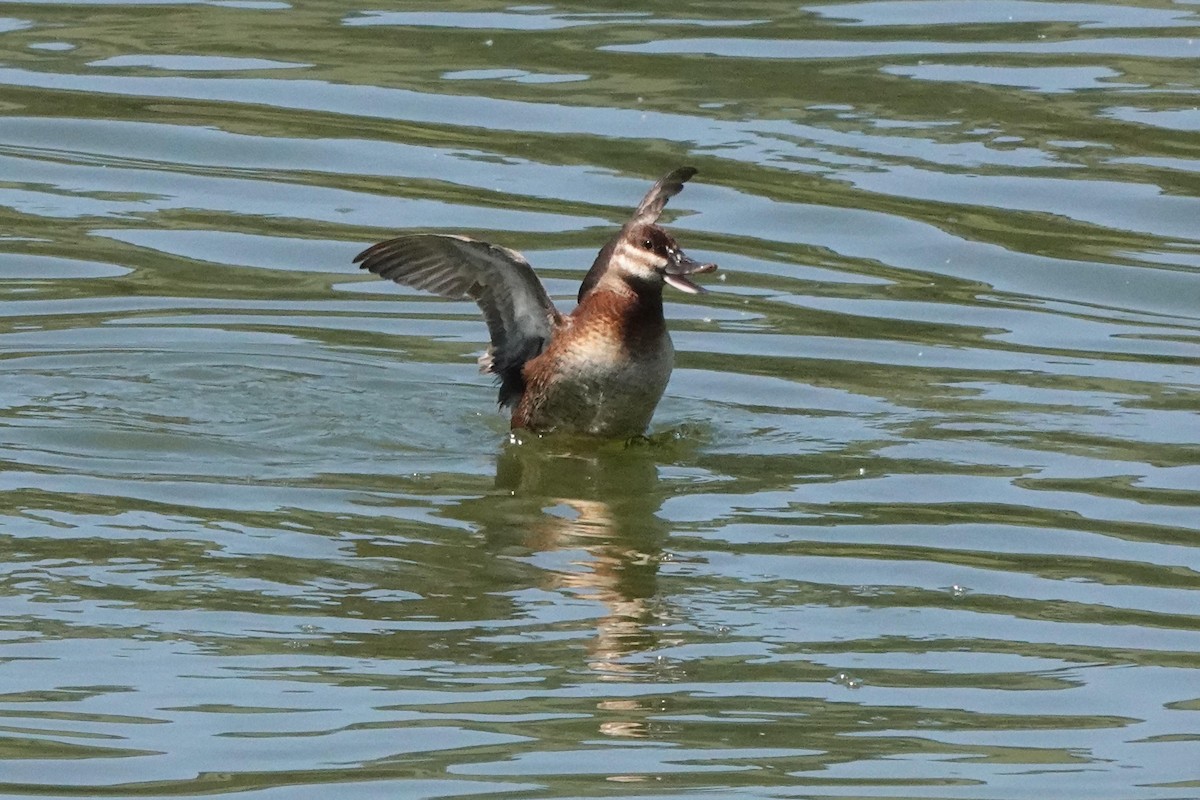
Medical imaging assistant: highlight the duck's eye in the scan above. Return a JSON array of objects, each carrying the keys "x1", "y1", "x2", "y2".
[{"x1": 641, "y1": 239, "x2": 654, "y2": 250}]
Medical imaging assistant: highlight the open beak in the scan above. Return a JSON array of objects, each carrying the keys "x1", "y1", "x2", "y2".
[{"x1": 662, "y1": 251, "x2": 718, "y2": 295}]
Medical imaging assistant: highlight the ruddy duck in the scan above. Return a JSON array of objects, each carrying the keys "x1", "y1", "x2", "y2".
[{"x1": 354, "y1": 166, "x2": 717, "y2": 437}]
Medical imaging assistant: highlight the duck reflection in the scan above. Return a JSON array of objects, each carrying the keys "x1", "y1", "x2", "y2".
[{"x1": 467, "y1": 435, "x2": 679, "y2": 689}]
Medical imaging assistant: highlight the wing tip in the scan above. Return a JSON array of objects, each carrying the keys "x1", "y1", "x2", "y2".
[
  {"x1": 354, "y1": 239, "x2": 393, "y2": 269},
  {"x1": 674, "y1": 165, "x2": 698, "y2": 182}
]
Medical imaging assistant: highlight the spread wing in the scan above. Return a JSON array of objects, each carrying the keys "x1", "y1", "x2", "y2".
[
  {"x1": 354, "y1": 234, "x2": 562, "y2": 407},
  {"x1": 630, "y1": 166, "x2": 697, "y2": 227}
]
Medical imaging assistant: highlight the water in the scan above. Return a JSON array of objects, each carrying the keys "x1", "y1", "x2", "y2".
[{"x1": 1, "y1": 1, "x2": 1198, "y2": 797}]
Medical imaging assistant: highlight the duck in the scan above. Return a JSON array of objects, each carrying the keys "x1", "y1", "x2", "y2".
[{"x1": 354, "y1": 166, "x2": 717, "y2": 437}]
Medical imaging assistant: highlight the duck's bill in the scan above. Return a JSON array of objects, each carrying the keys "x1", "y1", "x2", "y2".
[{"x1": 663, "y1": 259, "x2": 718, "y2": 294}]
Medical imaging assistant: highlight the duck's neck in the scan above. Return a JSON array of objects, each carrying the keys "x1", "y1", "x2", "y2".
[{"x1": 577, "y1": 281, "x2": 667, "y2": 350}]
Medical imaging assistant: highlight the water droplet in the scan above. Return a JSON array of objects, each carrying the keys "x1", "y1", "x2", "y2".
[{"x1": 833, "y1": 671, "x2": 863, "y2": 689}]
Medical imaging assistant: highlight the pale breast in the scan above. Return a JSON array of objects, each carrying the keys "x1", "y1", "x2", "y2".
[{"x1": 519, "y1": 327, "x2": 674, "y2": 436}]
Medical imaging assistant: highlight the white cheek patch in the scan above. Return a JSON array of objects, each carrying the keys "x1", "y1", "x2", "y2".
[{"x1": 616, "y1": 247, "x2": 661, "y2": 278}]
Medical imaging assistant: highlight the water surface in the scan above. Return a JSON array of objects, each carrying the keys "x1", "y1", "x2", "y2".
[{"x1": 1, "y1": 1, "x2": 1198, "y2": 798}]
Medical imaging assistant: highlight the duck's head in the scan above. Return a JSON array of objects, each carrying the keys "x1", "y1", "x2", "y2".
[{"x1": 578, "y1": 167, "x2": 718, "y2": 302}]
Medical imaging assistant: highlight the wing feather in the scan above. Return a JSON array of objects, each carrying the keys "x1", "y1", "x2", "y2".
[
  {"x1": 355, "y1": 234, "x2": 562, "y2": 407},
  {"x1": 631, "y1": 166, "x2": 697, "y2": 226}
]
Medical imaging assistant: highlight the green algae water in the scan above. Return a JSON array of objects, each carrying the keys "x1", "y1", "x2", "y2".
[{"x1": 1, "y1": 1, "x2": 1198, "y2": 797}]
